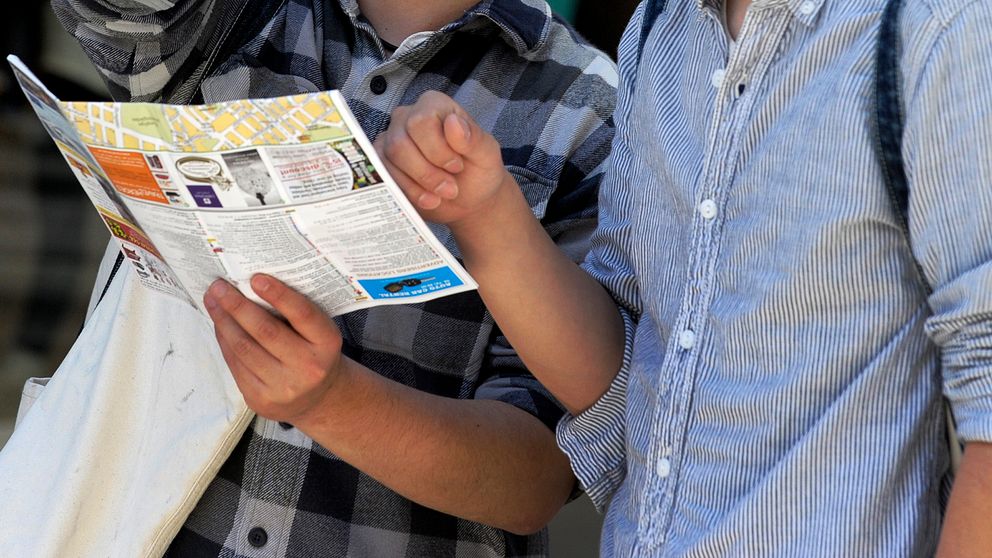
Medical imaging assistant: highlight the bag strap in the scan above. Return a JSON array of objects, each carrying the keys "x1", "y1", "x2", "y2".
[
  {"x1": 872, "y1": 0, "x2": 933, "y2": 296},
  {"x1": 872, "y1": 0, "x2": 963, "y2": 467},
  {"x1": 96, "y1": 251, "x2": 126, "y2": 307},
  {"x1": 637, "y1": 0, "x2": 668, "y2": 63},
  {"x1": 93, "y1": 0, "x2": 287, "y2": 309}
]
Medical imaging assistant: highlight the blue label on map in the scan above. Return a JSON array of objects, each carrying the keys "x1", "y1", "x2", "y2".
[{"x1": 358, "y1": 267, "x2": 463, "y2": 299}]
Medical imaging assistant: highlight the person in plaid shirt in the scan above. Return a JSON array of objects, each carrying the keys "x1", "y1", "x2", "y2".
[{"x1": 52, "y1": 0, "x2": 617, "y2": 556}]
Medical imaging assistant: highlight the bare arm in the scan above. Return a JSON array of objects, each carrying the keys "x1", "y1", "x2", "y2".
[
  {"x1": 204, "y1": 277, "x2": 573, "y2": 535},
  {"x1": 300, "y1": 357, "x2": 573, "y2": 535},
  {"x1": 936, "y1": 443, "x2": 992, "y2": 557},
  {"x1": 448, "y1": 175, "x2": 625, "y2": 415},
  {"x1": 376, "y1": 92, "x2": 625, "y2": 414}
]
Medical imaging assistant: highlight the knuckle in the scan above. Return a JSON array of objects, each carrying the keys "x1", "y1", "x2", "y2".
[
  {"x1": 301, "y1": 360, "x2": 329, "y2": 385},
  {"x1": 293, "y1": 299, "x2": 318, "y2": 323},
  {"x1": 252, "y1": 400, "x2": 277, "y2": 420},
  {"x1": 267, "y1": 283, "x2": 289, "y2": 306},
  {"x1": 421, "y1": 90, "x2": 446, "y2": 105},
  {"x1": 406, "y1": 111, "x2": 433, "y2": 133},
  {"x1": 225, "y1": 292, "x2": 246, "y2": 313},
  {"x1": 274, "y1": 386, "x2": 299, "y2": 407},
  {"x1": 255, "y1": 319, "x2": 281, "y2": 343},
  {"x1": 382, "y1": 133, "x2": 409, "y2": 158},
  {"x1": 232, "y1": 335, "x2": 254, "y2": 356},
  {"x1": 306, "y1": 304, "x2": 324, "y2": 325},
  {"x1": 482, "y1": 134, "x2": 502, "y2": 157},
  {"x1": 382, "y1": 137, "x2": 398, "y2": 158},
  {"x1": 418, "y1": 169, "x2": 441, "y2": 185}
]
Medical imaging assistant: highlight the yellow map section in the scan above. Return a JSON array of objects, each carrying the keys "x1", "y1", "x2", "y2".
[{"x1": 61, "y1": 92, "x2": 352, "y2": 153}]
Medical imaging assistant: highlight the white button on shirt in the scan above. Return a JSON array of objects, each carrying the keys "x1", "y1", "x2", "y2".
[
  {"x1": 678, "y1": 330, "x2": 696, "y2": 350},
  {"x1": 699, "y1": 199, "x2": 718, "y2": 219},
  {"x1": 711, "y1": 68, "x2": 726, "y2": 89},
  {"x1": 657, "y1": 457, "x2": 672, "y2": 478},
  {"x1": 799, "y1": 1, "x2": 816, "y2": 15}
]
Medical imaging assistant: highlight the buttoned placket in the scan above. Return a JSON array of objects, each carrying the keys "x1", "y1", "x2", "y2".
[
  {"x1": 234, "y1": 418, "x2": 309, "y2": 555},
  {"x1": 347, "y1": 22, "x2": 451, "y2": 131},
  {"x1": 635, "y1": 4, "x2": 798, "y2": 552}
]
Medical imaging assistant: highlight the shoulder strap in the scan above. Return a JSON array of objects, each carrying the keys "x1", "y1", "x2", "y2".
[
  {"x1": 872, "y1": 0, "x2": 933, "y2": 296},
  {"x1": 638, "y1": 0, "x2": 668, "y2": 62},
  {"x1": 873, "y1": 0, "x2": 962, "y2": 466}
]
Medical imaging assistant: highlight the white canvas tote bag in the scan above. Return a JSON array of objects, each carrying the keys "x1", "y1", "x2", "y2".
[{"x1": 0, "y1": 243, "x2": 253, "y2": 557}]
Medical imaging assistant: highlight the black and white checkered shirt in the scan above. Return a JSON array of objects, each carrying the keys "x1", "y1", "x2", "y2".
[{"x1": 52, "y1": 0, "x2": 617, "y2": 555}]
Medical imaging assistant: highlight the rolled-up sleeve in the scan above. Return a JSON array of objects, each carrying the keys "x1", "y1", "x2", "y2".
[
  {"x1": 475, "y1": 330, "x2": 570, "y2": 431},
  {"x1": 556, "y1": 306, "x2": 635, "y2": 510},
  {"x1": 903, "y1": 1, "x2": 992, "y2": 443}
]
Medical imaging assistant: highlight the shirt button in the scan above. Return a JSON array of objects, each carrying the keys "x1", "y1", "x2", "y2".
[
  {"x1": 370, "y1": 75, "x2": 388, "y2": 95},
  {"x1": 711, "y1": 69, "x2": 726, "y2": 89},
  {"x1": 698, "y1": 199, "x2": 718, "y2": 220},
  {"x1": 657, "y1": 457, "x2": 672, "y2": 478},
  {"x1": 247, "y1": 527, "x2": 268, "y2": 548},
  {"x1": 799, "y1": 1, "x2": 816, "y2": 15},
  {"x1": 678, "y1": 330, "x2": 696, "y2": 350}
]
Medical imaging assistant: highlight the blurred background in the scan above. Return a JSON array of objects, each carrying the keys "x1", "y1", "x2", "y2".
[{"x1": 0, "y1": 1, "x2": 637, "y2": 555}]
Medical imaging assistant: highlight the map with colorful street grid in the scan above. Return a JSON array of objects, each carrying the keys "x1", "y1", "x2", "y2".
[{"x1": 60, "y1": 92, "x2": 353, "y2": 153}]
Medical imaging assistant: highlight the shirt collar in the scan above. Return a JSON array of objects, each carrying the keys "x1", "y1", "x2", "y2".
[
  {"x1": 336, "y1": 0, "x2": 552, "y2": 55},
  {"x1": 695, "y1": 0, "x2": 826, "y2": 27}
]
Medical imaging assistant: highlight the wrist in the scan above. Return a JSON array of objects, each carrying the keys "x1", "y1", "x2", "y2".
[
  {"x1": 292, "y1": 356, "x2": 366, "y2": 435},
  {"x1": 447, "y1": 170, "x2": 531, "y2": 253}
]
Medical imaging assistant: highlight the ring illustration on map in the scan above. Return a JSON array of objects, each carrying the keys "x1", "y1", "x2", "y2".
[{"x1": 176, "y1": 156, "x2": 233, "y2": 190}]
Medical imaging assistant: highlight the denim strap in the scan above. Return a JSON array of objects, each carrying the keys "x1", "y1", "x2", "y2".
[
  {"x1": 638, "y1": 0, "x2": 668, "y2": 62},
  {"x1": 874, "y1": 0, "x2": 961, "y2": 458},
  {"x1": 873, "y1": 0, "x2": 933, "y2": 295}
]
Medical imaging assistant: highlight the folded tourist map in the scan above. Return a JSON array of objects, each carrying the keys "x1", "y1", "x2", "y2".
[{"x1": 8, "y1": 55, "x2": 477, "y2": 317}]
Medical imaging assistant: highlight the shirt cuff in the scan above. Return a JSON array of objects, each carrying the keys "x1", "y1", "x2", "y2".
[
  {"x1": 940, "y1": 319, "x2": 992, "y2": 444},
  {"x1": 555, "y1": 307, "x2": 635, "y2": 511}
]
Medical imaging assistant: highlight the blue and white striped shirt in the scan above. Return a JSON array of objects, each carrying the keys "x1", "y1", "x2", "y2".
[{"x1": 557, "y1": 0, "x2": 992, "y2": 555}]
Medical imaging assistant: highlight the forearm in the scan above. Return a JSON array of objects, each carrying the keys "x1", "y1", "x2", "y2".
[
  {"x1": 936, "y1": 442, "x2": 992, "y2": 557},
  {"x1": 294, "y1": 357, "x2": 575, "y2": 535},
  {"x1": 449, "y1": 172, "x2": 625, "y2": 414}
]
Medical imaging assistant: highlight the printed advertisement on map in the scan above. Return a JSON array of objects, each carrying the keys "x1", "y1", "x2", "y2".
[
  {"x1": 8, "y1": 57, "x2": 194, "y2": 305},
  {"x1": 8, "y1": 55, "x2": 477, "y2": 317}
]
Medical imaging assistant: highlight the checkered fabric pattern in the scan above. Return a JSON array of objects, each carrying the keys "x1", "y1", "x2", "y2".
[{"x1": 52, "y1": 0, "x2": 617, "y2": 556}]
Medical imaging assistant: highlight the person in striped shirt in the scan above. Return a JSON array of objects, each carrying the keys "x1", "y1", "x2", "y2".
[{"x1": 381, "y1": 0, "x2": 992, "y2": 555}]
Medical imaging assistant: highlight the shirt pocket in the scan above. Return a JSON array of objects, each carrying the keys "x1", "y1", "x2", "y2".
[{"x1": 506, "y1": 165, "x2": 555, "y2": 221}]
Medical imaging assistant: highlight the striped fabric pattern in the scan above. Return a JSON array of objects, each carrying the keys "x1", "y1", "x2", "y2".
[
  {"x1": 557, "y1": 0, "x2": 992, "y2": 555},
  {"x1": 53, "y1": 0, "x2": 618, "y2": 556}
]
